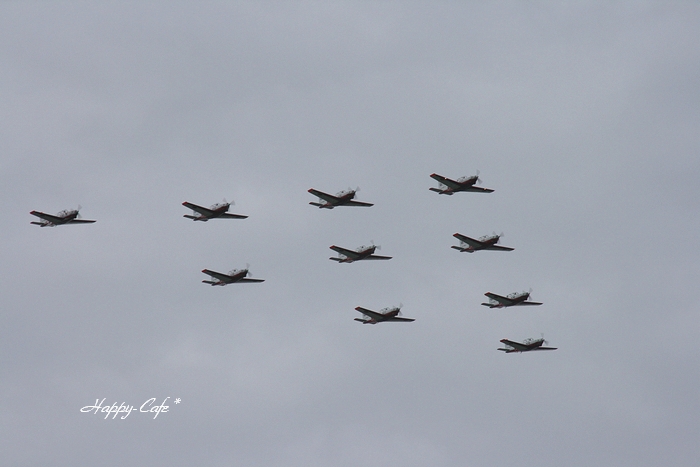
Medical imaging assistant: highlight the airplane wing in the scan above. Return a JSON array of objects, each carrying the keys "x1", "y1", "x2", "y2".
[
  {"x1": 201, "y1": 269, "x2": 231, "y2": 282},
  {"x1": 485, "y1": 244, "x2": 514, "y2": 251},
  {"x1": 517, "y1": 301, "x2": 543, "y2": 306},
  {"x1": 499, "y1": 339, "x2": 530, "y2": 352},
  {"x1": 534, "y1": 347, "x2": 557, "y2": 351},
  {"x1": 388, "y1": 316, "x2": 415, "y2": 322},
  {"x1": 343, "y1": 200, "x2": 374, "y2": 207},
  {"x1": 237, "y1": 278, "x2": 265, "y2": 283},
  {"x1": 453, "y1": 233, "x2": 483, "y2": 248},
  {"x1": 219, "y1": 212, "x2": 248, "y2": 219},
  {"x1": 182, "y1": 202, "x2": 214, "y2": 217},
  {"x1": 364, "y1": 254, "x2": 392, "y2": 260},
  {"x1": 464, "y1": 186, "x2": 494, "y2": 193},
  {"x1": 30, "y1": 211, "x2": 64, "y2": 224},
  {"x1": 484, "y1": 292, "x2": 513, "y2": 306},
  {"x1": 308, "y1": 189, "x2": 339, "y2": 204},
  {"x1": 67, "y1": 219, "x2": 96, "y2": 224},
  {"x1": 330, "y1": 245, "x2": 360, "y2": 260},
  {"x1": 354, "y1": 307, "x2": 384, "y2": 321},
  {"x1": 429, "y1": 173, "x2": 461, "y2": 190}
]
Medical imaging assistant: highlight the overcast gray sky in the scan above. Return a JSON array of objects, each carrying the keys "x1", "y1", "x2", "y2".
[{"x1": 1, "y1": 2, "x2": 699, "y2": 466}]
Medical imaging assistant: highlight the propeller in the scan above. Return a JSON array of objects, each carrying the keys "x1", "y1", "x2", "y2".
[
  {"x1": 397, "y1": 302, "x2": 404, "y2": 315},
  {"x1": 76, "y1": 205, "x2": 82, "y2": 219},
  {"x1": 223, "y1": 198, "x2": 234, "y2": 206},
  {"x1": 540, "y1": 333, "x2": 549, "y2": 345},
  {"x1": 245, "y1": 263, "x2": 251, "y2": 277},
  {"x1": 370, "y1": 240, "x2": 381, "y2": 251},
  {"x1": 527, "y1": 287, "x2": 533, "y2": 300},
  {"x1": 475, "y1": 169, "x2": 482, "y2": 185}
]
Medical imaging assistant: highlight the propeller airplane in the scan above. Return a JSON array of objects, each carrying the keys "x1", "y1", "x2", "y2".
[
  {"x1": 429, "y1": 172, "x2": 494, "y2": 195},
  {"x1": 201, "y1": 266, "x2": 264, "y2": 285},
  {"x1": 30, "y1": 207, "x2": 96, "y2": 227},
  {"x1": 354, "y1": 304, "x2": 414, "y2": 324},
  {"x1": 329, "y1": 242, "x2": 392, "y2": 263},
  {"x1": 452, "y1": 232, "x2": 514, "y2": 253},
  {"x1": 481, "y1": 290, "x2": 542, "y2": 308},
  {"x1": 182, "y1": 199, "x2": 247, "y2": 221},
  {"x1": 308, "y1": 187, "x2": 373, "y2": 209},
  {"x1": 498, "y1": 336, "x2": 557, "y2": 353}
]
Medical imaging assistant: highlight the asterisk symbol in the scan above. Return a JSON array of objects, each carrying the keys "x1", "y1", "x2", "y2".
[{"x1": 174, "y1": 398, "x2": 181, "y2": 404}]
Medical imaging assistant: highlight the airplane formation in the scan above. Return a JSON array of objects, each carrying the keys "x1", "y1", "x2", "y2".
[{"x1": 31, "y1": 171, "x2": 556, "y2": 353}]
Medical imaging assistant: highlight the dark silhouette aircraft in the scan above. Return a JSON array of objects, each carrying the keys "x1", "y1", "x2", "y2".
[
  {"x1": 308, "y1": 187, "x2": 373, "y2": 209},
  {"x1": 354, "y1": 305, "x2": 414, "y2": 324},
  {"x1": 429, "y1": 172, "x2": 494, "y2": 194},
  {"x1": 30, "y1": 207, "x2": 96, "y2": 227},
  {"x1": 329, "y1": 243, "x2": 392, "y2": 263},
  {"x1": 201, "y1": 266, "x2": 264, "y2": 285},
  {"x1": 498, "y1": 337, "x2": 557, "y2": 353},
  {"x1": 481, "y1": 290, "x2": 542, "y2": 308},
  {"x1": 182, "y1": 199, "x2": 247, "y2": 221},
  {"x1": 452, "y1": 232, "x2": 514, "y2": 253}
]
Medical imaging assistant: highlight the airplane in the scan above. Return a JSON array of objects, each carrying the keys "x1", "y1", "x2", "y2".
[
  {"x1": 429, "y1": 172, "x2": 494, "y2": 194},
  {"x1": 201, "y1": 266, "x2": 264, "y2": 285},
  {"x1": 481, "y1": 290, "x2": 542, "y2": 308},
  {"x1": 452, "y1": 232, "x2": 514, "y2": 253},
  {"x1": 498, "y1": 336, "x2": 557, "y2": 353},
  {"x1": 329, "y1": 243, "x2": 392, "y2": 263},
  {"x1": 182, "y1": 199, "x2": 247, "y2": 221},
  {"x1": 30, "y1": 207, "x2": 96, "y2": 227},
  {"x1": 308, "y1": 187, "x2": 373, "y2": 209},
  {"x1": 354, "y1": 305, "x2": 414, "y2": 324}
]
